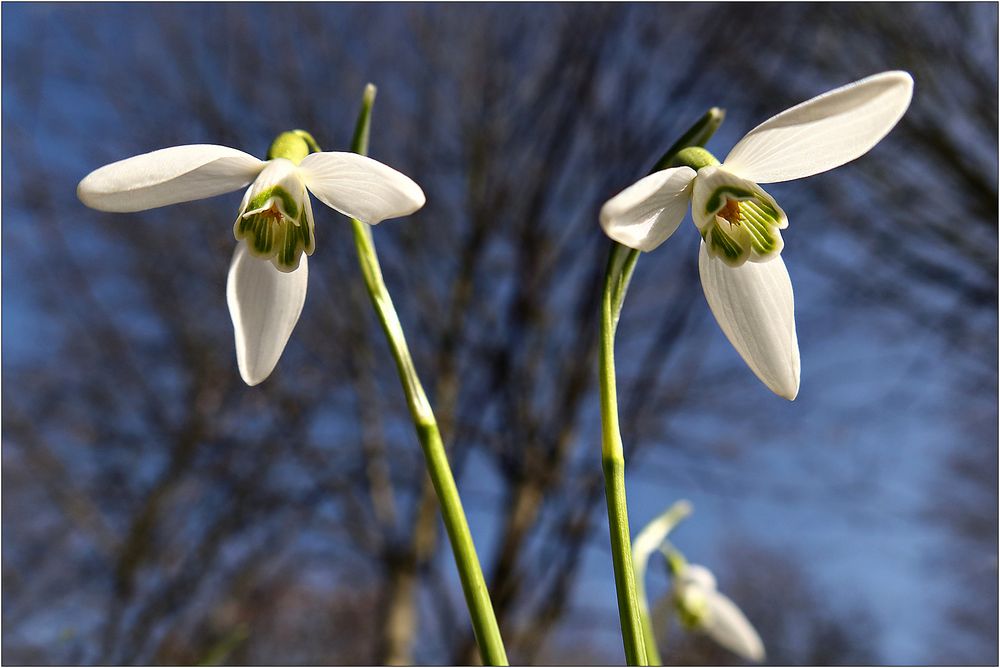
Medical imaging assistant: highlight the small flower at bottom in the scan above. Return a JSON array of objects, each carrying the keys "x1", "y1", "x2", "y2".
[
  {"x1": 599, "y1": 71, "x2": 913, "y2": 399},
  {"x1": 78, "y1": 130, "x2": 425, "y2": 386},
  {"x1": 672, "y1": 562, "x2": 765, "y2": 663}
]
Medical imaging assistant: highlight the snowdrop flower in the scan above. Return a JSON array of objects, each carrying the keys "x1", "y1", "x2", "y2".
[
  {"x1": 78, "y1": 130, "x2": 425, "y2": 385},
  {"x1": 632, "y1": 502, "x2": 693, "y2": 662},
  {"x1": 600, "y1": 72, "x2": 913, "y2": 399},
  {"x1": 672, "y1": 562, "x2": 765, "y2": 663}
]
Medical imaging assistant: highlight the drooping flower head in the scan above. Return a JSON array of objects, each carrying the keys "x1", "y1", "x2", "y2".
[
  {"x1": 671, "y1": 561, "x2": 765, "y2": 663},
  {"x1": 633, "y1": 504, "x2": 765, "y2": 663},
  {"x1": 78, "y1": 120, "x2": 425, "y2": 386},
  {"x1": 600, "y1": 72, "x2": 913, "y2": 399}
]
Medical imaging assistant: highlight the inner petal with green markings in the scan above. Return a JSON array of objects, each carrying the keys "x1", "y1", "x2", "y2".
[
  {"x1": 691, "y1": 166, "x2": 787, "y2": 267},
  {"x1": 233, "y1": 159, "x2": 315, "y2": 272}
]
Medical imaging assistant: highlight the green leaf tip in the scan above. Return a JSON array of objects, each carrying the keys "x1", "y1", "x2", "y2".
[
  {"x1": 363, "y1": 82, "x2": 377, "y2": 106},
  {"x1": 649, "y1": 107, "x2": 726, "y2": 174},
  {"x1": 351, "y1": 84, "x2": 376, "y2": 156}
]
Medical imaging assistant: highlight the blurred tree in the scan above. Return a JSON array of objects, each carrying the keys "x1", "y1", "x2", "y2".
[{"x1": 2, "y1": 3, "x2": 995, "y2": 665}]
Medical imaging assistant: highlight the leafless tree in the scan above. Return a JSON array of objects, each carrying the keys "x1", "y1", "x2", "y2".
[{"x1": 3, "y1": 4, "x2": 995, "y2": 665}]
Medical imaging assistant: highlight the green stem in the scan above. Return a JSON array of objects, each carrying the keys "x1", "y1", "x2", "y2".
[
  {"x1": 347, "y1": 84, "x2": 508, "y2": 666},
  {"x1": 598, "y1": 107, "x2": 725, "y2": 666},
  {"x1": 600, "y1": 242, "x2": 647, "y2": 666},
  {"x1": 640, "y1": 608, "x2": 661, "y2": 667}
]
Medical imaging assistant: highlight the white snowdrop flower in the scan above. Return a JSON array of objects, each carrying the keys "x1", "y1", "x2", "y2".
[
  {"x1": 78, "y1": 130, "x2": 425, "y2": 385},
  {"x1": 674, "y1": 563, "x2": 765, "y2": 663},
  {"x1": 600, "y1": 72, "x2": 913, "y2": 399}
]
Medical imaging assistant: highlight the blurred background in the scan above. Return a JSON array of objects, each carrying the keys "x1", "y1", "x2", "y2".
[{"x1": 2, "y1": 3, "x2": 996, "y2": 665}]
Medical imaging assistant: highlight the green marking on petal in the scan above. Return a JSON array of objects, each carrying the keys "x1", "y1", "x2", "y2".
[
  {"x1": 234, "y1": 204, "x2": 313, "y2": 273},
  {"x1": 237, "y1": 212, "x2": 277, "y2": 256},
  {"x1": 702, "y1": 183, "x2": 784, "y2": 264},
  {"x1": 299, "y1": 207, "x2": 315, "y2": 254},
  {"x1": 743, "y1": 198, "x2": 777, "y2": 220},
  {"x1": 237, "y1": 213, "x2": 252, "y2": 237},
  {"x1": 301, "y1": 220, "x2": 314, "y2": 254},
  {"x1": 279, "y1": 222, "x2": 297, "y2": 269},
  {"x1": 705, "y1": 186, "x2": 754, "y2": 216},
  {"x1": 705, "y1": 223, "x2": 749, "y2": 266},
  {"x1": 738, "y1": 200, "x2": 782, "y2": 256},
  {"x1": 739, "y1": 212, "x2": 775, "y2": 253},
  {"x1": 246, "y1": 187, "x2": 299, "y2": 218}
]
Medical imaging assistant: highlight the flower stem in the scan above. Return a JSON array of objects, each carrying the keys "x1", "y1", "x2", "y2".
[
  {"x1": 598, "y1": 107, "x2": 725, "y2": 666},
  {"x1": 640, "y1": 612, "x2": 660, "y2": 666},
  {"x1": 347, "y1": 84, "x2": 508, "y2": 666},
  {"x1": 600, "y1": 242, "x2": 648, "y2": 667}
]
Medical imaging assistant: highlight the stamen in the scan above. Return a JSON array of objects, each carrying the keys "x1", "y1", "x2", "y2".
[{"x1": 719, "y1": 198, "x2": 741, "y2": 225}]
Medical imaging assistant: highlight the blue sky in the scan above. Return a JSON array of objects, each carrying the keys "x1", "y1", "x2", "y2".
[{"x1": 3, "y1": 4, "x2": 996, "y2": 664}]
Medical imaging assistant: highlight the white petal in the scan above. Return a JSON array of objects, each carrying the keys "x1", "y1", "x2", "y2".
[
  {"x1": 723, "y1": 71, "x2": 913, "y2": 183},
  {"x1": 599, "y1": 167, "x2": 697, "y2": 252},
  {"x1": 680, "y1": 564, "x2": 718, "y2": 592},
  {"x1": 698, "y1": 242, "x2": 799, "y2": 399},
  {"x1": 703, "y1": 590, "x2": 766, "y2": 662},
  {"x1": 298, "y1": 152, "x2": 425, "y2": 225},
  {"x1": 78, "y1": 145, "x2": 265, "y2": 212},
  {"x1": 227, "y1": 243, "x2": 308, "y2": 386}
]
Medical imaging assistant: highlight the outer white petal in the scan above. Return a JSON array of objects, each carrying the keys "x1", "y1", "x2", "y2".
[
  {"x1": 723, "y1": 71, "x2": 913, "y2": 183},
  {"x1": 227, "y1": 243, "x2": 308, "y2": 386},
  {"x1": 698, "y1": 242, "x2": 799, "y2": 399},
  {"x1": 680, "y1": 564, "x2": 717, "y2": 592},
  {"x1": 702, "y1": 589, "x2": 766, "y2": 663},
  {"x1": 599, "y1": 167, "x2": 697, "y2": 252},
  {"x1": 298, "y1": 152, "x2": 425, "y2": 225},
  {"x1": 78, "y1": 145, "x2": 266, "y2": 212}
]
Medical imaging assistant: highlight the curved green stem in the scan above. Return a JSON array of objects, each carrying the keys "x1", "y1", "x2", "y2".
[
  {"x1": 597, "y1": 107, "x2": 725, "y2": 666},
  {"x1": 600, "y1": 242, "x2": 647, "y2": 666},
  {"x1": 346, "y1": 84, "x2": 508, "y2": 666}
]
